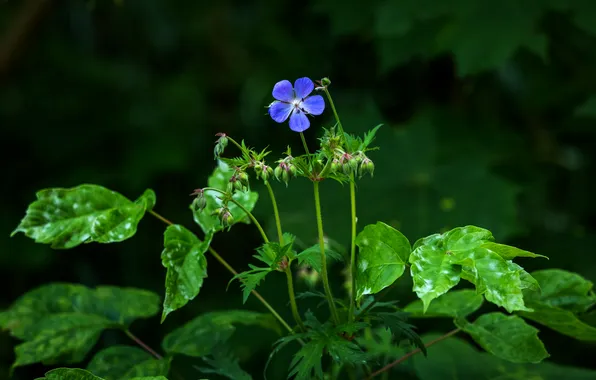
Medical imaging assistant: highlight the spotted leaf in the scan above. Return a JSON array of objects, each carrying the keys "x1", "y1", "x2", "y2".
[
  {"x1": 161, "y1": 225, "x2": 211, "y2": 322},
  {"x1": 12, "y1": 185, "x2": 155, "y2": 249},
  {"x1": 355, "y1": 222, "x2": 411, "y2": 299},
  {"x1": 87, "y1": 346, "x2": 171, "y2": 380}
]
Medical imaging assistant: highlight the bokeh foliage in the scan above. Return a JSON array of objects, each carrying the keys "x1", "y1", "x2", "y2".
[{"x1": 2, "y1": 0, "x2": 596, "y2": 378}]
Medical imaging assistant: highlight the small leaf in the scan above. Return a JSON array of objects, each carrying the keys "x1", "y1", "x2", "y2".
[
  {"x1": 230, "y1": 267, "x2": 272, "y2": 303},
  {"x1": 370, "y1": 312, "x2": 425, "y2": 354},
  {"x1": 355, "y1": 222, "x2": 411, "y2": 299},
  {"x1": 295, "y1": 245, "x2": 343, "y2": 273},
  {"x1": 456, "y1": 312, "x2": 549, "y2": 363},
  {"x1": 35, "y1": 368, "x2": 104, "y2": 380},
  {"x1": 12, "y1": 185, "x2": 155, "y2": 249},
  {"x1": 160, "y1": 225, "x2": 211, "y2": 322},
  {"x1": 480, "y1": 242, "x2": 548, "y2": 260},
  {"x1": 14, "y1": 313, "x2": 111, "y2": 368},
  {"x1": 87, "y1": 346, "x2": 171, "y2": 380},
  {"x1": 162, "y1": 310, "x2": 279, "y2": 357},
  {"x1": 404, "y1": 289, "x2": 484, "y2": 318},
  {"x1": 360, "y1": 124, "x2": 383, "y2": 150},
  {"x1": 192, "y1": 161, "x2": 258, "y2": 234},
  {"x1": 197, "y1": 345, "x2": 252, "y2": 380}
]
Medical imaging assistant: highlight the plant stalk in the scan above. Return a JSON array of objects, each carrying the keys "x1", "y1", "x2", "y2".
[{"x1": 347, "y1": 177, "x2": 358, "y2": 321}]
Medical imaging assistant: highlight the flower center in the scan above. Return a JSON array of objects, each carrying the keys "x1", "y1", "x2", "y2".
[{"x1": 292, "y1": 99, "x2": 302, "y2": 109}]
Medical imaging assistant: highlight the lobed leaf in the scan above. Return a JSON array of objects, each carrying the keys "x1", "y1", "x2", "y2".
[
  {"x1": 230, "y1": 267, "x2": 272, "y2": 304},
  {"x1": 456, "y1": 312, "x2": 549, "y2": 363},
  {"x1": 12, "y1": 185, "x2": 155, "y2": 249},
  {"x1": 196, "y1": 345, "x2": 252, "y2": 380},
  {"x1": 87, "y1": 346, "x2": 171, "y2": 380},
  {"x1": 160, "y1": 224, "x2": 211, "y2": 322},
  {"x1": 355, "y1": 222, "x2": 411, "y2": 299},
  {"x1": 404, "y1": 289, "x2": 484, "y2": 318},
  {"x1": 295, "y1": 245, "x2": 343, "y2": 273}
]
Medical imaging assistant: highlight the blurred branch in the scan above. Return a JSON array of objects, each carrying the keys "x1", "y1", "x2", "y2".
[{"x1": 0, "y1": 0, "x2": 51, "y2": 78}]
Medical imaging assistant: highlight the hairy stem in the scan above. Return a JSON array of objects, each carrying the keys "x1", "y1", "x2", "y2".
[
  {"x1": 313, "y1": 181, "x2": 340, "y2": 323},
  {"x1": 266, "y1": 182, "x2": 284, "y2": 244},
  {"x1": 227, "y1": 136, "x2": 244, "y2": 152},
  {"x1": 124, "y1": 329, "x2": 162, "y2": 360},
  {"x1": 202, "y1": 187, "x2": 269, "y2": 243},
  {"x1": 366, "y1": 328, "x2": 462, "y2": 379},
  {"x1": 323, "y1": 87, "x2": 345, "y2": 140},
  {"x1": 347, "y1": 177, "x2": 358, "y2": 321},
  {"x1": 299, "y1": 132, "x2": 310, "y2": 155},
  {"x1": 148, "y1": 210, "x2": 296, "y2": 337}
]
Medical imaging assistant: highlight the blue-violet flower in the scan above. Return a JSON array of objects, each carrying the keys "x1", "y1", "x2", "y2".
[{"x1": 268, "y1": 77, "x2": 325, "y2": 132}]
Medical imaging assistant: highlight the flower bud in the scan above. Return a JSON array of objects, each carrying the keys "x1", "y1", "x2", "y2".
[
  {"x1": 289, "y1": 163, "x2": 297, "y2": 176},
  {"x1": 260, "y1": 164, "x2": 273, "y2": 181},
  {"x1": 238, "y1": 171, "x2": 249, "y2": 187},
  {"x1": 274, "y1": 165, "x2": 284, "y2": 181},
  {"x1": 330, "y1": 159, "x2": 340, "y2": 173},
  {"x1": 254, "y1": 162, "x2": 264, "y2": 177},
  {"x1": 282, "y1": 169, "x2": 290, "y2": 185},
  {"x1": 321, "y1": 77, "x2": 331, "y2": 86},
  {"x1": 276, "y1": 257, "x2": 289, "y2": 272},
  {"x1": 190, "y1": 188, "x2": 207, "y2": 211},
  {"x1": 361, "y1": 157, "x2": 375, "y2": 177},
  {"x1": 218, "y1": 207, "x2": 233, "y2": 227},
  {"x1": 213, "y1": 133, "x2": 228, "y2": 159}
]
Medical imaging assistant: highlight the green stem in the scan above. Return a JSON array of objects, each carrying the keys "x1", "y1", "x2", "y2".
[
  {"x1": 285, "y1": 267, "x2": 305, "y2": 331},
  {"x1": 313, "y1": 181, "x2": 340, "y2": 323},
  {"x1": 266, "y1": 182, "x2": 284, "y2": 244},
  {"x1": 203, "y1": 187, "x2": 269, "y2": 243},
  {"x1": 227, "y1": 136, "x2": 244, "y2": 152},
  {"x1": 323, "y1": 87, "x2": 345, "y2": 141},
  {"x1": 347, "y1": 177, "x2": 357, "y2": 321},
  {"x1": 148, "y1": 210, "x2": 297, "y2": 338},
  {"x1": 266, "y1": 182, "x2": 305, "y2": 330},
  {"x1": 299, "y1": 132, "x2": 310, "y2": 155}
]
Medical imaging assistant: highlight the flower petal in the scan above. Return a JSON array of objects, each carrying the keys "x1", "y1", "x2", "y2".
[
  {"x1": 301, "y1": 95, "x2": 325, "y2": 115},
  {"x1": 289, "y1": 110, "x2": 310, "y2": 132},
  {"x1": 294, "y1": 77, "x2": 314, "y2": 99},
  {"x1": 272, "y1": 80, "x2": 294, "y2": 102},
  {"x1": 269, "y1": 101, "x2": 293, "y2": 123}
]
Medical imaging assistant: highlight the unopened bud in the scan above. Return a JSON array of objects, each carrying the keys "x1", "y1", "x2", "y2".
[
  {"x1": 238, "y1": 171, "x2": 249, "y2": 187},
  {"x1": 276, "y1": 257, "x2": 289, "y2": 272},
  {"x1": 213, "y1": 133, "x2": 228, "y2": 159},
  {"x1": 330, "y1": 159, "x2": 340, "y2": 173},
  {"x1": 289, "y1": 163, "x2": 297, "y2": 176},
  {"x1": 361, "y1": 157, "x2": 375, "y2": 177},
  {"x1": 219, "y1": 208, "x2": 233, "y2": 227},
  {"x1": 274, "y1": 165, "x2": 284, "y2": 181},
  {"x1": 190, "y1": 188, "x2": 207, "y2": 211},
  {"x1": 260, "y1": 165, "x2": 273, "y2": 181}
]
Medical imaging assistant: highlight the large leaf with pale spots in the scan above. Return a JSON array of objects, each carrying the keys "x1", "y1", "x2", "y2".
[
  {"x1": 456, "y1": 312, "x2": 549, "y2": 363},
  {"x1": 35, "y1": 368, "x2": 104, "y2": 380},
  {"x1": 409, "y1": 233, "x2": 461, "y2": 311},
  {"x1": 12, "y1": 185, "x2": 156, "y2": 249},
  {"x1": 355, "y1": 222, "x2": 411, "y2": 299},
  {"x1": 161, "y1": 225, "x2": 211, "y2": 322},
  {"x1": 87, "y1": 346, "x2": 171, "y2": 380},
  {"x1": 409, "y1": 225, "x2": 541, "y2": 312},
  {"x1": 192, "y1": 161, "x2": 259, "y2": 234},
  {"x1": 0, "y1": 284, "x2": 160, "y2": 341},
  {"x1": 13, "y1": 313, "x2": 111, "y2": 368},
  {"x1": 518, "y1": 269, "x2": 596, "y2": 341}
]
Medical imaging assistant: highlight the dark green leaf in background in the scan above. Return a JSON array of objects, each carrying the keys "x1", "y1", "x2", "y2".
[
  {"x1": 456, "y1": 312, "x2": 549, "y2": 363},
  {"x1": 87, "y1": 346, "x2": 170, "y2": 380},
  {"x1": 404, "y1": 289, "x2": 484, "y2": 318},
  {"x1": 160, "y1": 224, "x2": 211, "y2": 322},
  {"x1": 35, "y1": 368, "x2": 104, "y2": 380}
]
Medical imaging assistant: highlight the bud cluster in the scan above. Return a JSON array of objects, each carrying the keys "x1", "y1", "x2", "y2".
[
  {"x1": 331, "y1": 150, "x2": 375, "y2": 177},
  {"x1": 254, "y1": 161, "x2": 274, "y2": 182},
  {"x1": 274, "y1": 156, "x2": 297, "y2": 186},
  {"x1": 213, "y1": 133, "x2": 228, "y2": 158},
  {"x1": 228, "y1": 169, "x2": 250, "y2": 193},
  {"x1": 213, "y1": 206, "x2": 234, "y2": 228},
  {"x1": 190, "y1": 188, "x2": 206, "y2": 211}
]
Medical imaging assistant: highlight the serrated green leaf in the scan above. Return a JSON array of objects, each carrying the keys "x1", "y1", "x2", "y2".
[
  {"x1": 230, "y1": 267, "x2": 272, "y2": 304},
  {"x1": 1, "y1": 283, "x2": 159, "y2": 340},
  {"x1": 161, "y1": 224, "x2": 211, "y2": 322},
  {"x1": 192, "y1": 161, "x2": 258, "y2": 234},
  {"x1": 35, "y1": 368, "x2": 104, "y2": 380},
  {"x1": 413, "y1": 334, "x2": 596, "y2": 380},
  {"x1": 87, "y1": 346, "x2": 170, "y2": 380},
  {"x1": 409, "y1": 234, "x2": 461, "y2": 311},
  {"x1": 359, "y1": 124, "x2": 383, "y2": 151},
  {"x1": 295, "y1": 245, "x2": 343, "y2": 273},
  {"x1": 456, "y1": 312, "x2": 549, "y2": 363},
  {"x1": 404, "y1": 289, "x2": 484, "y2": 318},
  {"x1": 523, "y1": 269, "x2": 596, "y2": 313},
  {"x1": 480, "y1": 241, "x2": 548, "y2": 260},
  {"x1": 14, "y1": 313, "x2": 111, "y2": 368},
  {"x1": 12, "y1": 185, "x2": 155, "y2": 249},
  {"x1": 370, "y1": 312, "x2": 425, "y2": 354},
  {"x1": 197, "y1": 345, "x2": 252, "y2": 380},
  {"x1": 355, "y1": 222, "x2": 411, "y2": 299},
  {"x1": 162, "y1": 310, "x2": 279, "y2": 357}
]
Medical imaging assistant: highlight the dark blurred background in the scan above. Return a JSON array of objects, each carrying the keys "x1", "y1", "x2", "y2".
[{"x1": 2, "y1": 0, "x2": 596, "y2": 379}]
